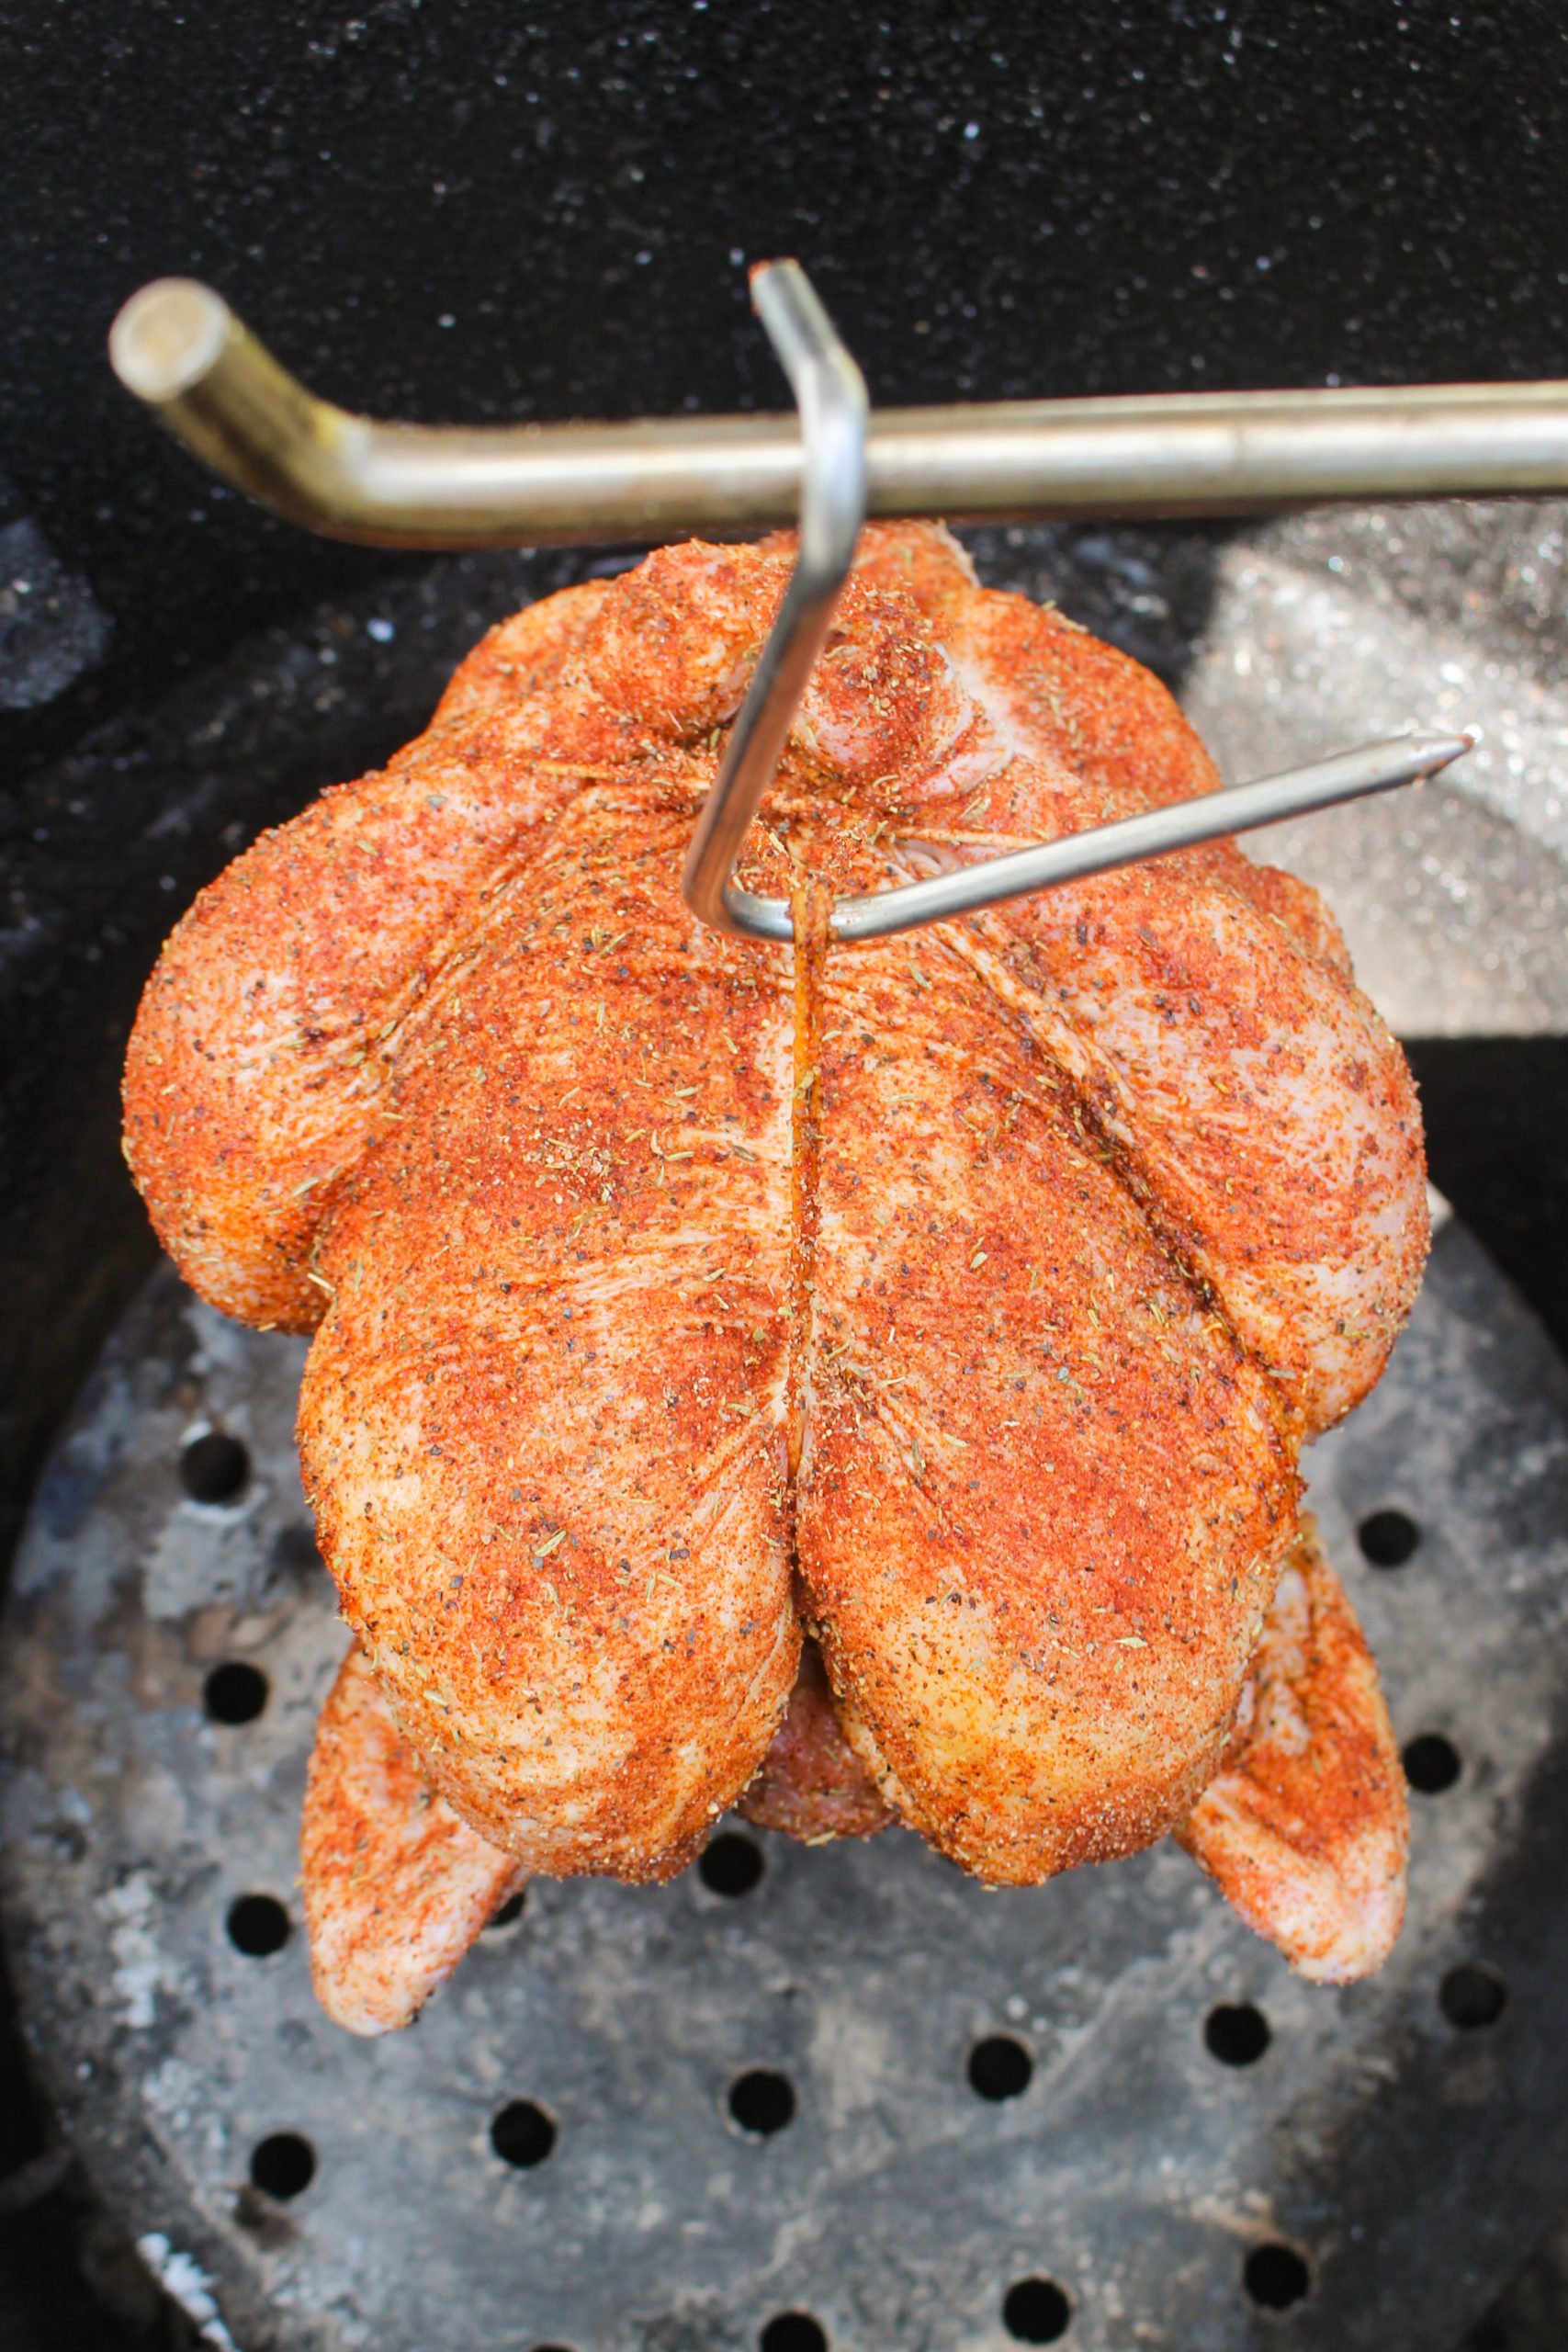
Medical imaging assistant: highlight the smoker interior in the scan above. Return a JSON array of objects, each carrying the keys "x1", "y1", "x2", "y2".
[
  {"x1": 6, "y1": 5, "x2": 1568, "y2": 2346},
  {"x1": 4, "y1": 508, "x2": 1568, "y2": 2352}
]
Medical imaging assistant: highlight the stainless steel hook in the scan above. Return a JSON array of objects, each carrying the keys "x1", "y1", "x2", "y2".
[
  {"x1": 680, "y1": 262, "x2": 1472, "y2": 947},
  {"x1": 679, "y1": 265, "x2": 868, "y2": 941}
]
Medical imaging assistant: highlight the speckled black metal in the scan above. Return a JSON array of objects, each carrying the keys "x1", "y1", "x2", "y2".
[
  {"x1": 4, "y1": 0, "x2": 1568, "y2": 776},
  {"x1": 5, "y1": 21, "x2": 1568, "y2": 2335}
]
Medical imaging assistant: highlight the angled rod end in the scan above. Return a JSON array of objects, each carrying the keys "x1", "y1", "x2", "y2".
[
  {"x1": 1410, "y1": 727, "x2": 1475, "y2": 771},
  {"x1": 109, "y1": 278, "x2": 232, "y2": 407},
  {"x1": 747, "y1": 254, "x2": 798, "y2": 300}
]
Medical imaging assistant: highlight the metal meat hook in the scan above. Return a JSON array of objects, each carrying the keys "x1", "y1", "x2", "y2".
[
  {"x1": 679, "y1": 260, "x2": 1472, "y2": 946},
  {"x1": 107, "y1": 257, "x2": 1474, "y2": 944}
]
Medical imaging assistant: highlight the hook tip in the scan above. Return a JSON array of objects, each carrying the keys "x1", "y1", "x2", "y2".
[
  {"x1": 109, "y1": 278, "x2": 231, "y2": 405},
  {"x1": 1416, "y1": 727, "x2": 1476, "y2": 771}
]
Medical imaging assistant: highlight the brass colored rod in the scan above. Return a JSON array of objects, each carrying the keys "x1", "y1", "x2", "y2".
[{"x1": 111, "y1": 277, "x2": 1568, "y2": 551}]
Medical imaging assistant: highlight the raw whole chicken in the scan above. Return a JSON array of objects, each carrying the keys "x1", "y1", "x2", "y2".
[{"x1": 122, "y1": 524, "x2": 1417, "y2": 2034}]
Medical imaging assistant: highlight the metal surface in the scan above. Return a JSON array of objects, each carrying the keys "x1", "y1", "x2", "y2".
[
  {"x1": 681, "y1": 269, "x2": 1472, "y2": 946},
  {"x1": 4, "y1": 1226, "x2": 1568, "y2": 2352},
  {"x1": 109, "y1": 274, "x2": 1568, "y2": 552},
  {"x1": 681, "y1": 264, "x2": 867, "y2": 941},
  {"x1": 1179, "y1": 502, "x2": 1568, "y2": 1038}
]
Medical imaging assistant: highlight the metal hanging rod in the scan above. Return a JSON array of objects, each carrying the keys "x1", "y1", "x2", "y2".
[
  {"x1": 110, "y1": 272, "x2": 1568, "y2": 550},
  {"x1": 109, "y1": 258, "x2": 1476, "y2": 945}
]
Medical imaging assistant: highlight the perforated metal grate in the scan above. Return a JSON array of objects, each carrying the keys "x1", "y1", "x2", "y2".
[{"x1": 6, "y1": 1219, "x2": 1568, "y2": 2352}]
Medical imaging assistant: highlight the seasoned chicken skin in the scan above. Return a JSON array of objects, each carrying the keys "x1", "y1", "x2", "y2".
[{"x1": 123, "y1": 525, "x2": 1422, "y2": 2025}]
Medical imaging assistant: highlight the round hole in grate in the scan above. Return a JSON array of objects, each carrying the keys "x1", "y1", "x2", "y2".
[
  {"x1": 226, "y1": 1894, "x2": 289, "y2": 1957},
  {"x1": 760, "y1": 2314, "x2": 828, "y2": 2352},
  {"x1": 699, "y1": 1831, "x2": 764, "y2": 1896},
  {"x1": 1358, "y1": 1509, "x2": 1419, "y2": 1568},
  {"x1": 202, "y1": 1662, "x2": 268, "y2": 1725},
  {"x1": 1204, "y1": 2002, "x2": 1271, "y2": 2066},
  {"x1": 968, "y1": 2034, "x2": 1033, "y2": 2101},
  {"x1": 491, "y1": 2100, "x2": 558, "y2": 2168},
  {"x1": 1439, "y1": 1961, "x2": 1508, "y2": 2030},
  {"x1": 180, "y1": 1430, "x2": 251, "y2": 1505},
  {"x1": 1404, "y1": 1733, "x2": 1461, "y2": 1794},
  {"x1": 1243, "y1": 2244, "x2": 1311, "y2": 2311},
  {"x1": 249, "y1": 2133, "x2": 315, "y2": 2200},
  {"x1": 728, "y1": 2069, "x2": 795, "y2": 2137},
  {"x1": 1002, "y1": 2277, "x2": 1072, "y2": 2342},
  {"x1": 485, "y1": 1889, "x2": 526, "y2": 1930},
  {"x1": 268, "y1": 1521, "x2": 324, "y2": 1578}
]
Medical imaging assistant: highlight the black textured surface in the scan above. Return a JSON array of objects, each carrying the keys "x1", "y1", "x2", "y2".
[
  {"x1": 4, "y1": 14, "x2": 1568, "y2": 2335},
  {"x1": 1405, "y1": 1041, "x2": 1568, "y2": 1374},
  {"x1": 5, "y1": 0, "x2": 1568, "y2": 779}
]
